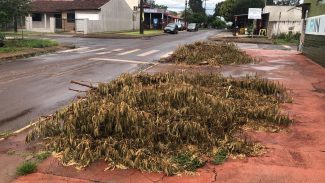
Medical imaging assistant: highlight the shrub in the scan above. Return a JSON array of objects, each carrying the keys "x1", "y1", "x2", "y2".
[
  {"x1": 212, "y1": 18, "x2": 226, "y2": 29},
  {"x1": 16, "y1": 161, "x2": 37, "y2": 176}
]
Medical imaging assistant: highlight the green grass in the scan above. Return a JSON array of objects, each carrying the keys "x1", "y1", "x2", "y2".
[
  {"x1": 173, "y1": 154, "x2": 204, "y2": 171},
  {"x1": 273, "y1": 38, "x2": 299, "y2": 45},
  {"x1": 35, "y1": 151, "x2": 51, "y2": 161},
  {"x1": 213, "y1": 150, "x2": 228, "y2": 165},
  {"x1": 0, "y1": 39, "x2": 58, "y2": 53},
  {"x1": 16, "y1": 161, "x2": 37, "y2": 176}
]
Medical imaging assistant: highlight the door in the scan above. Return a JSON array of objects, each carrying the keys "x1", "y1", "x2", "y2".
[{"x1": 54, "y1": 13, "x2": 62, "y2": 29}]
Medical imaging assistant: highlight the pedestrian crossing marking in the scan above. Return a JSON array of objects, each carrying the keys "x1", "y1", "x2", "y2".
[
  {"x1": 79, "y1": 48, "x2": 106, "y2": 53},
  {"x1": 137, "y1": 50, "x2": 160, "y2": 57},
  {"x1": 89, "y1": 58, "x2": 147, "y2": 64},
  {"x1": 117, "y1": 49, "x2": 141, "y2": 56},
  {"x1": 161, "y1": 51, "x2": 173, "y2": 58},
  {"x1": 58, "y1": 47, "x2": 89, "y2": 53},
  {"x1": 96, "y1": 51, "x2": 112, "y2": 55}
]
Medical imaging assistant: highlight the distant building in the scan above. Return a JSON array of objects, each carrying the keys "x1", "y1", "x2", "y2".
[
  {"x1": 234, "y1": 6, "x2": 302, "y2": 37},
  {"x1": 26, "y1": 0, "x2": 140, "y2": 34},
  {"x1": 298, "y1": 0, "x2": 325, "y2": 67},
  {"x1": 143, "y1": 8, "x2": 182, "y2": 30},
  {"x1": 263, "y1": 6, "x2": 302, "y2": 38}
]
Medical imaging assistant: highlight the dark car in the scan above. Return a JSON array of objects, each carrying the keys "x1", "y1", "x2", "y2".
[
  {"x1": 164, "y1": 23, "x2": 179, "y2": 34},
  {"x1": 187, "y1": 23, "x2": 198, "y2": 32}
]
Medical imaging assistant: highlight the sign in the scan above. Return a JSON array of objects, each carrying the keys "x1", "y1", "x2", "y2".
[
  {"x1": 248, "y1": 8, "x2": 262, "y2": 20},
  {"x1": 306, "y1": 15, "x2": 325, "y2": 36},
  {"x1": 144, "y1": 9, "x2": 158, "y2": 13}
]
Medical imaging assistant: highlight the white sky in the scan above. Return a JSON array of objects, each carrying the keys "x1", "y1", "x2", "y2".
[{"x1": 155, "y1": 0, "x2": 224, "y2": 15}]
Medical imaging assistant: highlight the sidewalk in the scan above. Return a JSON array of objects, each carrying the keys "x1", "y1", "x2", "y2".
[{"x1": 5, "y1": 48, "x2": 325, "y2": 183}]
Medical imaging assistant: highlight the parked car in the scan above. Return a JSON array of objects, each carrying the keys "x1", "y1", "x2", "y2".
[
  {"x1": 176, "y1": 22, "x2": 185, "y2": 31},
  {"x1": 187, "y1": 23, "x2": 199, "y2": 32},
  {"x1": 164, "y1": 23, "x2": 179, "y2": 34}
]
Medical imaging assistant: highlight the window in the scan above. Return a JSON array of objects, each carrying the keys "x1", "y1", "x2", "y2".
[
  {"x1": 67, "y1": 12, "x2": 75, "y2": 23},
  {"x1": 32, "y1": 13, "x2": 42, "y2": 21}
]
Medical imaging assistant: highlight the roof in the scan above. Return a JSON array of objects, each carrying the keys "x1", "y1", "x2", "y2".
[
  {"x1": 263, "y1": 6, "x2": 302, "y2": 22},
  {"x1": 31, "y1": 0, "x2": 111, "y2": 13}
]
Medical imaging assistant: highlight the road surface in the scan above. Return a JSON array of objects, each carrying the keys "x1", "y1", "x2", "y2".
[{"x1": 0, "y1": 30, "x2": 220, "y2": 133}]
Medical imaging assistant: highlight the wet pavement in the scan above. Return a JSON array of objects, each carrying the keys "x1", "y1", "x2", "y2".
[
  {"x1": 10, "y1": 48, "x2": 325, "y2": 183},
  {"x1": 0, "y1": 30, "x2": 219, "y2": 133}
]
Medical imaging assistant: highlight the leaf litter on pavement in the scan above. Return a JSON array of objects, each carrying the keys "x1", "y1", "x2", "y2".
[{"x1": 26, "y1": 42, "x2": 292, "y2": 175}]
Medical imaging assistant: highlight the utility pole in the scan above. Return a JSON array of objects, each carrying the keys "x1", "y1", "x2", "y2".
[
  {"x1": 204, "y1": 0, "x2": 208, "y2": 28},
  {"x1": 184, "y1": 0, "x2": 188, "y2": 27},
  {"x1": 140, "y1": 0, "x2": 144, "y2": 34}
]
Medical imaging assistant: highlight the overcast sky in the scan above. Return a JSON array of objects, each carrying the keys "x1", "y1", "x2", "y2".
[{"x1": 155, "y1": 0, "x2": 224, "y2": 15}]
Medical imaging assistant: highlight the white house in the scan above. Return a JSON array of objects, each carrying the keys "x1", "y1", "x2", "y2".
[
  {"x1": 263, "y1": 6, "x2": 302, "y2": 38},
  {"x1": 26, "y1": 0, "x2": 140, "y2": 34}
]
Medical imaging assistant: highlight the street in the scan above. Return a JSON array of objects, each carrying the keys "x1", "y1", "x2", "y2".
[{"x1": 0, "y1": 30, "x2": 219, "y2": 133}]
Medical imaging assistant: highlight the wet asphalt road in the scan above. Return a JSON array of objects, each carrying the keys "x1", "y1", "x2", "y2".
[{"x1": 0, "y1": 30, "x2": 220, "y2": 133}]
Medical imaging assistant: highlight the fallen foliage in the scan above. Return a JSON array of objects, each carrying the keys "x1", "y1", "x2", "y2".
[
  {"x1": 27, "y1": 73, "x2": 291, "y2": 175},
  {"x1": 164, "y1": 42, "x2": 255, "y2": 66}
]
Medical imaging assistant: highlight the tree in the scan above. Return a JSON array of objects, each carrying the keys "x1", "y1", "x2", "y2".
[
  {"x1": 0, "y1": 0, "x2": 31, "y2": 32},
  {"x1": 233, "y1": 0, "x2": 265, "y2": 15},
  {"x1": 214, "y1": 2, "x2": 224, "y2": 17},
  {"x1": 180, "y1": 9, "x2": 205, "y2": 24},
  {"x1": 189, "y1": 0, "x2": 205, "y2": 14},
  {"x1": 266, "y1": 0, "x2": 300, "y2": 5},
  {"x1": 217, "y1": 0, "x2": 265, "y2": 21},
  {"x1": 275, "y1": 0, "x2": 300, "y2": 6},
  {"x1": 218, "y1": 0, "x2": 236, "y2": 21}
]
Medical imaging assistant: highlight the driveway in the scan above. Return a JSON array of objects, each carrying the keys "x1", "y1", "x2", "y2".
[{"x1": 0, "y1": 30, "x2": 220, "y2": 133}]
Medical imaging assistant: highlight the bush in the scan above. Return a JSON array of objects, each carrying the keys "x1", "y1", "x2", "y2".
[
  {"x1": 16, "y1": 161, "x2": 37, "y2": 176},
  {"x1": 212, "y1": 18, "x2": 226, "y2": 29},
  {"x1": 274, "y1": 32, "x2": 301, "y2": 44}
]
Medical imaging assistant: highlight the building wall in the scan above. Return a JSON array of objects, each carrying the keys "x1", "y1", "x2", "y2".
[
  {"x1": 267, "y1": 21, "x2": 301, "y2": 38},
  {"x1": 302, "y1": 0, "x2": 325, "y2": 66},
  {"x1": 85, "y1": 0, "x2": 139, "y2": 33},
  {"x1": 303, "y1": 34, "x2": 325, "y2": 67}
]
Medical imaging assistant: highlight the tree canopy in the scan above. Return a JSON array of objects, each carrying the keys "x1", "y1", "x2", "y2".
[
  {"x1": 214, "y1": 0, "x2": 265, "y2": 21},
  {"x1": 0, "y1": 0, "x2": 31, "y2": 31},
  {"x1": 189, "y1": 0, "x2": 205, "y2": 14}
]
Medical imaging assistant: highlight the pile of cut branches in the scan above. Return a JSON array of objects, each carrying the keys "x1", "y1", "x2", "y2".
[
  {"x1": 27, "y1": 73, "x2": 291, "y2": 175},
  {"x1": 164, "y1": 42, "x2": 255, "y2": 66}
]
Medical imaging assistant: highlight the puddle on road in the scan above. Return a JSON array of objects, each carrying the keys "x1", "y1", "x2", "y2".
[
  {"x1": 251, "y1": 66, "x2": 280, "y2": 71},
  {"x1": 221, "y1": 70, "x2": 256, "y2": 78}
]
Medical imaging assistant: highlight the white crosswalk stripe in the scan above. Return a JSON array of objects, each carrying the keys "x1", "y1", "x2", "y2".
[
  {"x1": 117, "y1": 49, "x2": 141, "y2": 56},
  {"x1": 58, "y1": 47, "x2": 89, "y2": 53},
  {"x1": 161, "y1": 51, "x2": 173, "y2": 58},
  {"x1": 79, "y1": 48, "x2": 106, "y2": 53},
  {"x1": 112, "y1": 48, "x2": 123, "y2": 52},
  {"x1": 89, "y1": 58, "x2": 147, "y2": 64},
  {"x1": 137, "y1": 50, "x2": 160, "y2": 57},
  {"x1": 96, "y1": 51, "x2": 112, "y2": 55}
]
